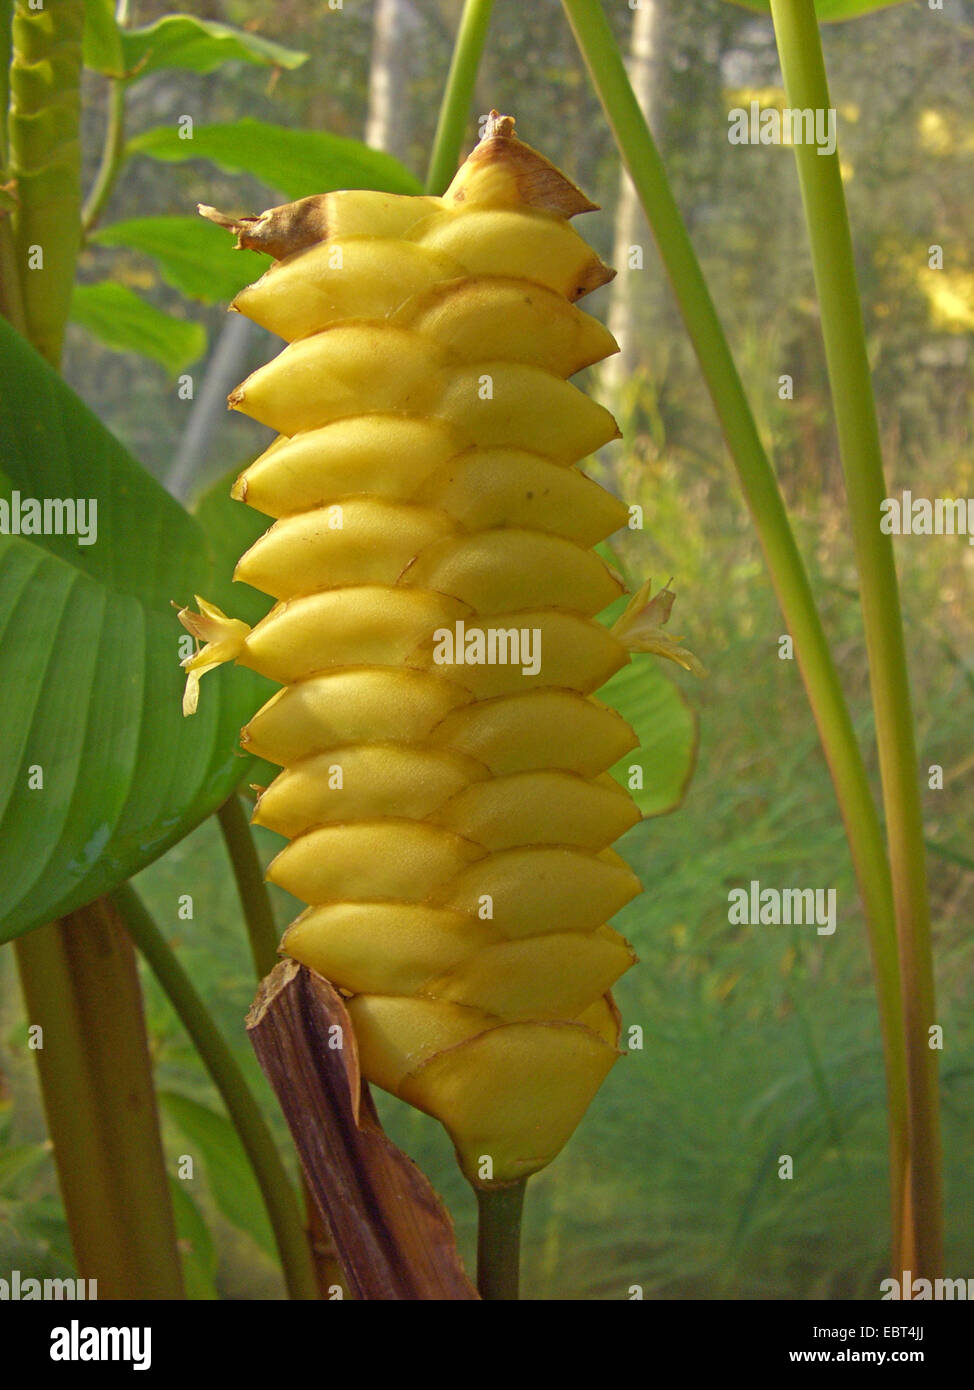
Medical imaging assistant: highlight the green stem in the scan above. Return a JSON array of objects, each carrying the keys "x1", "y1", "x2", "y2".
[
  {"x1": 0, "y1": 214, "x2": 27, "y2": 332},
  {"x1": 560, "y1": 0, "x2": 909, "y2": 1271},
  {"x1": 217, "y1": 794, "x2": 280, "y2": 979},
  {"x1": 15, "y1": 904, "x2": 184, "y2": 1298},
  {"x1": 81, "y1": 76, "x2": 127, "y2": 237},
  {"x1": 1, "y1": 0, "x2": 27, "y2": 334},
  {"x1": 425, "y1": 0, "x2": 494, "y2": 195},
  {"x1": 217, "y1": 794, "x2": 346, "y2": 1295},
  {"x1": 476, "y1": 1180, "x2": 526, "y2": 1300},
  {"x1": 1, "y1": 0, "x2": 13, "y2": 167},
  {"x1": 769, "y1": 0, "x2": 942, "y2": 1279},
  {"x1": 113, "y1": 883, "x2": 319, "y2": 1301},
  {"x1": 7, "y1": 0, "x2": 84, "y2": 365}
]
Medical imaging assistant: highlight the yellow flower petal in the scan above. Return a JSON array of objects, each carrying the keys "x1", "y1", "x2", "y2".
[
  {"x1": 174, "y1": 596, "x2": 251, "y2": 716},
  {"x1": 611, "y1": 579, "x2": 706, "y2": 677}
]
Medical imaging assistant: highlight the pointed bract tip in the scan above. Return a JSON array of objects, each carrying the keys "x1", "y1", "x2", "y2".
[
  {"x1": 445, "y1": 110, "x2": 601, "y2": 218},
  {"x1": 200, "y1": 196, "x2": 334, "y2": 260}
]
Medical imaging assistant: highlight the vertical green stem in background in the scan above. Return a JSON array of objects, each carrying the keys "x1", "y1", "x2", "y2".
[
  {"x1": 769, "y1": 0, "x2": 942, "y2": 1280},
  {"x1": 218, "y1": 794, "x2": 281, "y2": 979},
  {"x1": 0, "y1": 215, "x2": 27, "y2": 334},
  {"x1": 425, "y1": 0, "x2": 494, "y2": 194},
  {"x1": 81, "y1": 0, "x2": 131, "y2": 236},
  {"x1": 0, "y1": 0, "x2": 26, "y2": 334},
  {"x1": 559, "y1": 0, "x2": 910, "y2": 1273},
  {"x1": 7, "y1": 0, "x2": 84, "y2": 365},
  {"x1": 217, "y1": 795, "x2": 347, "y2": 1295},
  {"x1": 476, "y1": 1181, "x2": 526, "y2": 1300},
  {"x1": 1, "y1": 0, "x2": 13, "y2": 166},
  {"x1": 113, "y1": 884, "x2": 319, "y2": 1301},
  {"x1": 15, "y1": 904, "x2": 185, "y2": 1298},
  {"x1": 81, "y1": 75, "x2": 126, "y2": 236}
]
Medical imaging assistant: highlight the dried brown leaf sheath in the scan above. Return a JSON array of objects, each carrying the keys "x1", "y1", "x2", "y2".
[{"x1": 247, "y1": 962, "x2": 478, "y2": 1301}]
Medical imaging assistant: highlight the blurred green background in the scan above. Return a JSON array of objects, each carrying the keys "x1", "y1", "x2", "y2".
[{"x1": 1, "y1": 0, "x2": 972, "y2": 1298}]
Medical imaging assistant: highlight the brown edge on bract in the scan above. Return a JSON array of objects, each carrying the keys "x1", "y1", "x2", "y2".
[
  {"x1": 198, "y1": 109, "x2": 603, "y2": 267},
  {"x1": 443, "y1": 110, "x2": 601, "y2": 219},
  {"x1": 199, "y1": 196, "x2": 336, "y2": 262},
  {"x1": 247, "y1": 960, "x2": 479, "y2": 1301}
]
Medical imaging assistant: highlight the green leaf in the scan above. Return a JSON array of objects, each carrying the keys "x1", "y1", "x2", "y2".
[
  {"x1": 122, "y1": 15, "x2": 305, "y2": 79},
  {"x1": 70, "y1": 281, "x2": 206, "y2": 372},
  {"x1": 83, "y1": 9, "x2": 305, "y2": 79},
  {"x1": 601, "y1": 655, "x2": 698, "y2": 819},
  {"x1": 725, "y1": 0, "x2": 910, "y2": 20},
  {"x1": 160, "y1": 1091, "x2": 277, "y2": 1262},
  {"x1": 91, "y1": 216, "x2": 262, "y2": 304},
  {"x1": 0, "y1": 317, "x2": 273, "y2": 943},
  {"x1": 168, "y1": 1177, "x2": 218, "y2": 1300},
  {"x1": 82, "y1": 0, "x2": 123, "y2": 76},
  {"x1": 129, "y1": 118, "x2": 422, "y2": 201}
]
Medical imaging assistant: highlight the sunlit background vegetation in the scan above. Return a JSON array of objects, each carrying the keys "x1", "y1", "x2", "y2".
[{"x1": 1, "y1": 0, "x2": 972, "y2": 1298}]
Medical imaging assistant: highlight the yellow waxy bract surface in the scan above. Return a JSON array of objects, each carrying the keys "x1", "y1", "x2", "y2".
[{"x1": 202, "y1": 129, "x2": 648, "y2": 1185}]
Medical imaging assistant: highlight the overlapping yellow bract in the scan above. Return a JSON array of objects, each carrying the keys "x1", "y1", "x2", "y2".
[{"x1": 178, "y1": 114, "x2": 662, "y2": 1186}]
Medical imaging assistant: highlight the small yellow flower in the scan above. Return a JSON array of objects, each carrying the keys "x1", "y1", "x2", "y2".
[
  {"x1": 174, "y1": 597, "x2": 251, "y2": 716},
  {"x1": 611, "y1": 578, "x2": 706, "y2": 677}
]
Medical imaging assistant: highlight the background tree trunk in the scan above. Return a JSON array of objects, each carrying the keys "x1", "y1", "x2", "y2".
[
  {"x1": 602, "y1": 0, "x2": 663, "y2": 403},
  {"x1": 366, "y1": 0, "x2": 413, "y2": 164}
]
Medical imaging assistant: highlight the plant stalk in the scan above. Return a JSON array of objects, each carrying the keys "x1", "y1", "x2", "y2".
[
  {"x1": 769, "y1": 0, "x2": 942, "y2": 1279},
  {"x1": 218, "y1": 794, "x2": 347, "y2": 1296},
  {"x1": 425, "y1": 0, "x2": 494, "y2": 194},
  {"x1": 560, "y1": 0, "x2": 910, "y2": 1271},
  {"x1": 113, "y1": 883, "x2": 319, "y2": 1301},
  {"x1": 1, "y1": 0, "x2": 13, "y2": 166},
  {"x1": 15, "y1": 904, "x2": 185, "y2": 1298},
  {"x1": 476, "y1": 1180, "x2": 526, "y2": 1300},
  {"x1": 81, "y1": 76, "x2": 127, "y2": 237},
  {"x1": 0, "y1": 213, "x2": 28, "y2": 333},
  {"x1": 217, "y1": 793, "x2": 280, "y2": 979},
  {"x1": 7, "y1": 0, "x2": 84, "y2": 365}
]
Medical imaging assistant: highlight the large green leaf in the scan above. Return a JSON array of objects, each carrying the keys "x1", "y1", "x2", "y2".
[
  {"x1": 120, "y1": 15, "x2": 306, "y2": 78},
  {"x1": 726, "y1": 0, "x2": 910, "y2": 20},
  {"x1": 160, "y1": 1091, "x2": 276, "y2": 1262},
  {"x1": 129, "y1": 119, "x2": 423, "y2": 201},
  {"x1": 70, "y1": 281, "x2": 206, "y2": 372},
  {"x1": 91, "y1": 217, "x2": 263, "y2": 305},
  {"x1": 0, "y1": 317, "x2": 273, "y2": 943},
  {"x1": 84, "y1": 6, "x2": 306, "y2": 79},
  {"x1": 602, "y1": 656, "x2": 698, "y2": 819}
]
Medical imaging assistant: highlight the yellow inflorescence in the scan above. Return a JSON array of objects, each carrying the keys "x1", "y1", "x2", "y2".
[{"x1": 179, "y1": 115, "x2": 691, "y2": 1187}]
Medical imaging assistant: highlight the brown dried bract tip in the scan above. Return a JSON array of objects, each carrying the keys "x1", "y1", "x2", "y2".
[
  {"x1": 443, "y1": 109, "x2": 601, "y2": 219},
  {"x1": 199, "y1": 196, "x2": 333, "y2": 261}
]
